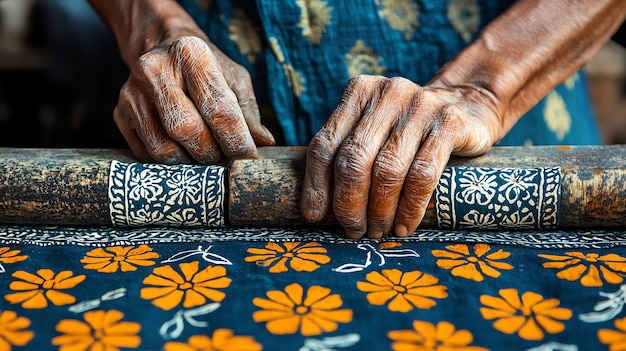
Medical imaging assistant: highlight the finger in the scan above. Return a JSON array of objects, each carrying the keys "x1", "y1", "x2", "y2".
[
  {"x1": 113, "y1": 108, "x2": 151, "y2": 163},
  {"x1": 333, "y1": 78, "x2": 416, "y2": 239},
  {"x1": 176, "y1": 37, "x2": 258, "y2": 159},
  {"x1": 301, "y1": 75, "x2": 383, "y2": 223},
  {"x1": 155, "y1": 81, "x2": 223, "y2": 164},
  {"x1": 118, "y1": 80, "x2": 191, "y2": 164},
  {"x1": 216, "y1": 52, "x2": 275, "y2": 147},
  {"x1": 393, "y1": 108, "x2": 463, "y2": 237},
  {"x1": 367, "y1": 95, "x2": 431, "y2": 238}
]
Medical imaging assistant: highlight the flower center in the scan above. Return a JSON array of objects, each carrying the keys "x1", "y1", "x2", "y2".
[
  {"x1": 467, "y1": 256, "x2": 479, "y2": 263},
  {"x1": 179, "y1": 282, "x2": 193, "y2": 290},
  {"x1": 393, "y1": 285, "x2": 406, "y2": 293},
  {"x1": 42, "y1": 280, "x2": 54, "y2": 290},
  {"x1": 93, "y1": 329, "x2": 104, "y2": 340},
  {"x1": 295, "y1": 306, "x2": 309, "y2": 315},
  {"x1": 114, "y1": 255, "x2": 126, "y2": 262},
  {"x1": 283, "y1": 253, "x2": 295, "y2": 258}
]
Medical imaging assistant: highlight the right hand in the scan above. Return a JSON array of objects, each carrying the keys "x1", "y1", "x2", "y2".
[{"x1": 114, "y1": 36, "x2": 275, "y2": 164}]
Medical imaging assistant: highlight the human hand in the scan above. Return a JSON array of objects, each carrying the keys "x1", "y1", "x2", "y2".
[
  {"x1": 114, "y1": 36, "x2": 275, "y2": 164},
  {"x1": 301, "y1": 75, "x2": 503, "y2": 239}
]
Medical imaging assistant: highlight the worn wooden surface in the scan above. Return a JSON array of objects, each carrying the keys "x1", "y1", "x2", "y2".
[
  {"x1": 229, "y1": 145, "x2": 626, "y2": 228},
  {"x1": 1, "y1": 145, "x2": 625, "y2": 228}
]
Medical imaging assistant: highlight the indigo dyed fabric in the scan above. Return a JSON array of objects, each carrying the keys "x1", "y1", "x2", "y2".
[
  {"x1": 179, "y1": 0, "x2": 601, "y2": 146},
  {"x1": 2, "y1": 226, "x2": 626, "y2": 350}
]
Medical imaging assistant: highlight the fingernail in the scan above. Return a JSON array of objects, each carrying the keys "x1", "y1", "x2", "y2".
[
  {"x1": 345, "y1": 230, "x2": 363, "y2": 239},
  {"x1": 367, "y1": 227, "x2": 384, "y2": 239},
  {"x1": 394, "y1": 224, "x2": 408, "y2": 237}
]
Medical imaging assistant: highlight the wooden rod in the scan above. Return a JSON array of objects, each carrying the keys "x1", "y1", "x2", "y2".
[{"x1": 1, "y1": 145, "x2": 625, "y2": 228}]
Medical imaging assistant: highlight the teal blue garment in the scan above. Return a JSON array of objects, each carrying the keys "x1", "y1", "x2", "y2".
[{"x1": 180, "y1": 0, "x2": 601, "y2": 146}]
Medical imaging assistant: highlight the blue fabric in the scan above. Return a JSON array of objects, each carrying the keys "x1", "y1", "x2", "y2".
[
  {"x1": 180, "y1": 0, "x2": 601, "y2": 146},
  {"x1": 2, "y1": 226, "x2": 626, "y2": 350}
]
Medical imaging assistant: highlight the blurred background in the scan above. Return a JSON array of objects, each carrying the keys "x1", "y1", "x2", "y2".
[{"x1": 0, "y1": 0, "x2": 625, "y2": 149}]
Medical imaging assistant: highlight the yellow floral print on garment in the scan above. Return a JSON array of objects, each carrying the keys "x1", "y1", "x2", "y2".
[
  {"x1": 228, "y1": 8, "x2": 262, "y2": 63},
  {"x1": 245, "y1": 241, "x2": 330, "y2": 273},
  {"x1": 377, "y1": 0, "x2": 420, "y2": 41},
  {"x1": 0, "y1": 310, "x2": 34, "y2": 350},
  {"x1": 253, "y1": 283, "x2": 353, "y2": 336},
  {"x1": 81, "y1": 244, "x2": 159, "y2": 273},
  {"x1": 598, "y1": 316, "x2": 626, "y2": 350},
  {"x1": 141, "y1": 261, "x2": 231, "y2": 311},
  {"x1": 345, "y1": 39, "x2": 386, "y2": 78},
  {"x1": 163, "y1": 330, "x2": 262, "y2": 351},
  {"x1": 268, "y1": 37, "x2": 306, "y2": 97},
  {"x1": 538, "y1": 251, "x2": 626, "y2": 287},
  {"x1": 432, "y1": 243, "x2": 513, "y2": 282},
  {"x1": 296, "y1": 0, "x2": 332, "y2": 45},
  {"x1": 5, "y1": 269, "x2": 85, "y2": 309},
  {"x1": 543, "y1": 90, "x2": 571, "y2": 141},
  {"x1": 448, "y1": 0, "x2": 480, "y2": 42},
  {"x1": 52, "y1": 310, "x2": 141, "y2": 351},
  {"x1": 388, "y1": 320, "x2": 488, "y2": 351},
  {"x1": 0, "y1": 247, "x2": 28, "y2": 266},
  {"x1": 480, "y1": 288, "x2": 572, "y2": 341},
  {"x1": 356, "y1": 268, "x2": 448, "y2": 312}
]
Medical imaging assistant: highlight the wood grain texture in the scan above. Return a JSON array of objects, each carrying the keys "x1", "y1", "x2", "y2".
[
  {"x1": 1, "y1": 145, "x2": 625, "y2": 229},
  {"x1": 0, "y1": 148, "x2": 135, "y2": 225}
]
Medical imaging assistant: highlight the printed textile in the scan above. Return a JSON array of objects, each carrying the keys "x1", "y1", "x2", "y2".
[
  {"x1": 2, "y1": 225, "x2": 626, "y2": 350},
  {"x1": 180, "y1": 0, "x2": 601, "y2": 146}
]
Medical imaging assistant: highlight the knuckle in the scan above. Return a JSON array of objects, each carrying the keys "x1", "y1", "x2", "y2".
[
  {"x1": 334, "y1": 139, "x2": 372, "y2": 179},
  {"x1": 308, "y1": 131, "x2": 335, "y2": 165},
  {"x1": 372, "y1": 151, "x2": 406, "y2": 185}
]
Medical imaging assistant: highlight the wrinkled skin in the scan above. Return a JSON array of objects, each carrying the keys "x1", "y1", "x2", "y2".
[
  {"x1": 302, "y1": 76, "x2": 500, "y2": 239},
  {"x1": 115, "y1": 36, "x2": 274, "y2": 163},
  {"x1": 89, "y1": 0, "x2": 626, "y2": 238}
]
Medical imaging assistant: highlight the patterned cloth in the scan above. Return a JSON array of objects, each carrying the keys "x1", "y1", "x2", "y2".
[
  {"x1": 2, "y1": 226, "x2": 626, "y2": 350},
  {"x1": 181, "y1": 0, "x2": 601, "y2": 146}
]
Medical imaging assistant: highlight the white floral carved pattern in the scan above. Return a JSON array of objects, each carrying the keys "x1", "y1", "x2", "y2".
[
  {"x1": 436, "y1": 167, "x2": 561, "y2": 230},
  {"x1": 108, "y1": 161, "x2": 225, "y2": 227}
]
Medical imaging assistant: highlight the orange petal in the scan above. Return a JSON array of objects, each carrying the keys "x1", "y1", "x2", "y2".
[
  {"x1": 600, "y1": 265, "x2": 626, "y2": 284},
  {"x1": 264, "y1": 290, "x2": 296, "y2": 308},
  {"x1": 363, "y1": 271, "x2": 394, "y2": 287},
  {"x1": 192, "y1": 266, "x2": 228, "y2": 284},
  {"x1": 265, "y1": 242, "x2": 285, "y2": 253},
  {"x1": 140, "y1": 287, "x2": 177, "y2": 300},
  {"x1": 445, "y1": 244, "x2": 470, "y2": 256},
  {"x1": 406, "y1": 272, "x2": 439, "y2": 288},
  {"x1": 265, "y1": 315, "x2": 301, "y2": 335},
  {"x1": 194, "y1": 277, "x2": 231, "y2": 289},
  {"x1": 604, "y1": 261, "x2": 626, "y2": 274},
  {"x1": 542, "y1": 259, "x2": 580, "y2": 269},
  {"x1": 192, "y1": 286, "x2": 226, "y2": 303},
  {"x1": 407, "y1": 285, "x2": 448, "y2": 299},
  {"x1": 381, "y1": 269, "x2": 403, "y2": 285},
  {"x1": 451, "y1": 263, "x2": 484, "y2": 282},
  {"x1": 119, "y1": 261, "x2": 138, "y2": 272},
  {"x1": 295, "y1": 253, "x2": 330, "y2": 265},
  {"x1": 300, "y1": 315, "x2": 329, "y2": 336},
  {"x1": 480, "y1": 295, "x2": 516, "y2": 314},
  {"x1": 127, "y1": 244, "x2": 156, "y2": 256},
  {"x1": 614, "y1": 316, "x2": 626, "y2": 332},
  {"x1": 149, "y1": 266, "x2": 185, "y2": 285},
  {"x1": 100, "y1": 335, "x2": 142, "y2": 348},
  {"x1": 9, "y1": 281, "x2": 39, "y2": 291},
  {"x1": 434, "y1": 321, "x2": 456, "y2": 341},
  {"x1": 151, "y1": 290, "x2": 184, "y2": 310},
  {"x1": 268, "y1": 257, "x2": 290, "y2": 273},
  {"x1": 555, "y1": 264, "x2": 587, "y2": 282},
  {"x1": 36, "y1": 269, "x2": 56, "y2": 281},
  {"x1": 282, "y1": 242, "x2": 301, "y2": 252},
  {"x1": 1, "y1": 329, "x2": 34, "y2": 347},
  {"x1": 472, "y1": 244, "x2": 492, "y2": 258},
  {"x1": 11, "y1": 271, "x2": 44, "y2": 285},
  {"x1": 284, "y1": 283, "x2": 304, "y2": 305},
  {"x1": 477, "y1": 261, "x2": 502, "y2": 279},
  {"x1": 45, "y1": 290, "x2": 76, "y2": 306},
  {"x1": 388, "y1": 329, "x2": 424, "y2": 343},
  {"x1": 104, "y1": 320, "x2": 141, "y2": 336},
  {"x1": 308, "y1": 292, "x2": 343, "y2": 310},
  {"x1": 252, "y1": 297, "x2": 293, "y2": 312},
  {"x1": 443, "y1": 328, "x2": 474, "y2": 346},
  {"x1": 486, "y1": 249, "x2": 511, "y2": 260},
  {"x1": 403, "y1": 293, "x2": 438, "y2": 310},
  {"x1": 431, "y1": 250, "x2": 464, "y2": 260},
  {"x1": 357, "y1": 281, "x2": 392, "y2": 293},
  {"x1": 54, "y1": 273, "x2": 86, "y2": 289},
  {"x1": 492, "y1": 316, "x2": 526, "y2": 335},
  {"x1": 365, "y1": 290, "x2": 398, "y2": 306},
  {"x1": 436, "y1": 259, "x2": 468, "y2": 270},
  {"x1": 580, "y1": 265, "x2": 603, "y2": 287},
  {"x1": 252, "y1": 309, "x2": 295, "y2": 323},
  {"x1": 486, "y1": 259, "x2": 514, "y2": 271},
  {"x1": 84, "y1": 248, "x2": 114, "y2": 258},
  {"x1": 55, "y1": 319, "x2": 91, "y2": 335},
  {"x1": 50, "y1": 335, "x2": 94, "y2": 349},
  {"x1": 178, "y1": 261, "x2": 200, "y2": 281},
  {"x1": 535, "y1": 314, "x2": 566, "y2": 334},
  {"x1": 498, "y1": 289, "x2": 522, "y2": 309},
  {"x1": 245, "y1": 248, "x2": 279, "y2": 257},
  {"x1": 387, "y1": 294, "x2": 414, "y2": 312},
  {"x1": 303, "y1": 285, "x2": 332, "y2": 306},
  {"x1": 517, "y1": 318, "x2": 544, "y2": 341},
  {"x1": 412, "y1": 320, "x2": 437, "y2": 338},
  {"x1": 309, "y1": 308, "x2": 353, "y2": 324},
  {"x1": 598, "y1": 328, "x2": 626, "y2": 345},
  {"x1": 6, "y1": 291, "x2": 46, "y2": 309},
  {"x1": 399, "y1": 270, "x2": 423, "y2": 286},
  {"x1": 83, "y1": 310, "x2": 111, "y2": 330},
  {"x1": 537, "y1": 254, "x2": 573, "y2": 261},
  {"x1": 182, "y1": 289, "x2": 208, "y2": 308}
]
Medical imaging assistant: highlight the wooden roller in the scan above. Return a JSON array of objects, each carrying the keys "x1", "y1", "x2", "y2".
[{"x1": 1, "y1": 145, "x2": 625, "y2": 228}]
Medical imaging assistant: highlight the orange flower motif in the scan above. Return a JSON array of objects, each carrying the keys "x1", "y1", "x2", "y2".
[
  {"x1": 52, "y1": 309, "x2": 141, "y2": 351},
  {"x1": 480, "y1": 288, "x2": 572, "y2": 341},
  {"x1": 0, "y1": 247, "x2": 28, "y2": 265},
  {"x1": 356, "y1": 269, "x2": 448, "y2": 312},
  {"x1": 253, "y1": 283, "x2": 353, "y2": 336},
  {"x1": 388, "y1": 320, "x2": 488, "y2": 351},
  {"x1": 432, "y1": 243, "x2": 513, "y2": 282},
  {"x1": 598, "y1": 316, "x2": 626, "y2": 350},
  {"x1": 81, "y1": 244, "x2": 159, "y2": 273},
  {"x1": 538, "y1": 252, "x2": 626, "y2": 287},
  {"x1": 141, "y1": 261, "x2": 231, "y2": 310},
  {"x1": 4, "y1": 269, "x2": 85, "y2": 309},
  {"x1": 163, "y1": 330, "x2": 262, "y2": 351},
  {"x1": 245, "y1": 241, "x2": 330, "y2": 273},
  {"x1": 0, "y1": 310, "x2": 34, "y2": 350}
]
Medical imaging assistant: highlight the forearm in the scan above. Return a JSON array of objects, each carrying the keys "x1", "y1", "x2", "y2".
[
  {"x1": 87, "y1": 0, "x2": 208, "y2": 67},
  {"x1": 430, "y1": 0, "x2": 626, "y2": 140}
]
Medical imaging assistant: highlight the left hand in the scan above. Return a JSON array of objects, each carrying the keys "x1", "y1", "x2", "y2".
[{"x1": 301, "y1": 75, "x2": 503, "y2": 239}]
